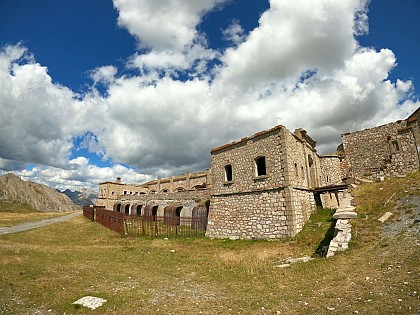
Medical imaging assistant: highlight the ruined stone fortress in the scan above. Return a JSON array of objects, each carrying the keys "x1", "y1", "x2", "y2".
[{"x1": 97, "y1": 107, "x2": 420, "y2": 240}]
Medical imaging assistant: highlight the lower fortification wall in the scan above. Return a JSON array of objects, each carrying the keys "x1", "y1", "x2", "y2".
[{"x1": 207, "y1": 189, "x2": 292, "y2": 240}]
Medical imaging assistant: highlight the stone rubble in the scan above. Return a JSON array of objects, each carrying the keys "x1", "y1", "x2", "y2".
[
  {"x1": 73, "y1": 296, "x2": 107, "y2": 310},
  {"x1": 378, "y1": 211, "x2": 393, "y2": 223},
  {"x1": 327, "y1": 193, "x2": 357, "y2": 257}
]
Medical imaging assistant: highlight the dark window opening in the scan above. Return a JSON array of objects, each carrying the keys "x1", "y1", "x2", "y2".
[
  {"x1": 150, "y1": 206, "x2": 158, "y2": 221},
  {"x1": 124, "y1": 204, "x2": 130, "y2": 215},
  {"x1": 116, "y1": 204, "x2": 121, "y2": 212},
  {"x1": 308, "y1": 155, "x2": 314, "y2": 167},
  {"x1": 294, "y1": 163, "x2": 298, "y2": 177},
  {"x1": 224, "y1": 164, "x2": 233, "y2": 181},
  {"x1": 136, "y1": 205, "x2": 143, "y2": 216},
  {"x1": 255, "y1": 157, "x2": 266, "y2": 176},
  {"x1": 391, "y1": 140, "x2": 400, "y2": 152}
]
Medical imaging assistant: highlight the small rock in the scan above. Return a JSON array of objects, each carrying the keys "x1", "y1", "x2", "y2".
[
  {"x1": 274, "y1": 264, "x2": 291, "y2": 268},
  {"x1": 327, "y1": 307, "x2": 335, "y2": 311}
]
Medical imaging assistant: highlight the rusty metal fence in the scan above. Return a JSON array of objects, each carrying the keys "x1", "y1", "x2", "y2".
[
  {"x1": 83, "y1": 207, "x2": 208, "y2": 238},
  {"x1": 95, "y1": 208, "x2": 125, "y2": 235},
  {"x1": 82, "y1": 206, "x2": 95, "y2": 221},
  {"x1": 124, "y1": 215, "x2": 207, "y2": 238}
]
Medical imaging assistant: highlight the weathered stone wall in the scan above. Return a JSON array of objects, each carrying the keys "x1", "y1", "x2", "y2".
[
  {"x1": 114, "y1": 190, "x2": 210, "y2": 217},
  {"x1": 319, "y1": 156, "x2": 342, "y2": 186},
  {"x1": 342, "y1": 120, "x2": 419, "y2": 178},
  {"x1": 287, "y1": 188, "x2": 316, "y2": 233},
  {"x1": 207, "y1": 189, "x2": 288, "y2": 239},
  {"x1": 210, "y1": 127, "x2": 285, "y2": 195},
  {"x1": 142, "y1": 172, "x2": 209, "y2": 193},
  {"x1": 387, "y1": 128, "x2": 419, "y2": 177},
  {"x1": 207, "y1": 126, "x2": 319, "y2": 239},
  {"x1": 284, "y1": 131, "x2": 310, "y2": 188},
  {"x1": 407, "y1": 108, "x2": 420, "y2": 161},
  {"x1": 320, "y1": 191, "x2": 340, "y2": 209},
  {"x1": 119, "y1": 190, "x2": 210, "y2": 203}
]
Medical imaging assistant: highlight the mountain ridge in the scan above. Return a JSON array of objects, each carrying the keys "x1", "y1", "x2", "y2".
[
  {"x1": 0, "y1": 173, "x2": 80, "y2": 212},
  {"x1": 60, "y1": 188, "x2": 97, "y2": 207}
]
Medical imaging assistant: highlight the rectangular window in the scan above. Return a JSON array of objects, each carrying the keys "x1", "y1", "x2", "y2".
[
  {"x1": 391, "y1": 140, "x2": 400, "y2": 152},
  {"x1": 255, "y1": 156, "x2": 267, "y2": 176},
  {"x1": 224, "y1": 164, "x2": 233, "y2": 182}
]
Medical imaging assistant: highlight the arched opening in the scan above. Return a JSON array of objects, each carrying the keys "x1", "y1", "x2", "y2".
[
  {"x1": 144, "y1": 205, "x2": 159, "y2": 221},
  {"x1": 191, "y1": 183, "x2": 206, "y2": 190},
  {"x1": 164, "y1": 206, "x2": 182, "y2": 226},
  {"x1": 136, "y1": 204, "x2": 143, "y2": 216},
  {"x1": 191, "y1": 206, "x2": 209, "y2": 231},
  {"x1": 161, "y1": 189, "x2": 169, "y2": 193},
  {"x1": 175, "y1": 187, "x2": 186, "y2": 192},
  {"x1": 131, "y1": 204, "x2": 143, "y2": 216},
  {"x1": 114, "y1": 203, "x2": 122, "y2": 212},
  {"x1": 124, "y1": 204, "x2": 130, "y2": 215}
]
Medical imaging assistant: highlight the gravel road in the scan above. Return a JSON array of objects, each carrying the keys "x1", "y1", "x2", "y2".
[{"x1": 0, "y1": 211, "x2": 82, "y2": 236}]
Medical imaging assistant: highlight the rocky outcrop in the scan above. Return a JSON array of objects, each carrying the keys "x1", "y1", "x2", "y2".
[{"x1": 0, "y1": 173, "x2": 80, "y2": 212}]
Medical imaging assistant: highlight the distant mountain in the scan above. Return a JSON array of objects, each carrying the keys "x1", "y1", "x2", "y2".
[
  {"x1": 60, "y1": 188, "x2": 97, "y2": 207},
  {"x1": 0, "y1": 173, "x2": 80, "y2": 212}
]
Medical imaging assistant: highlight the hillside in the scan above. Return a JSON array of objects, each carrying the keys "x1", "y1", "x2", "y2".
[
  {"x1": 60, "y1": 188, "x2": 97, "y2": 207},
  {"x1": 0, "y1": 173, "x2": 80, "y2": 212}
]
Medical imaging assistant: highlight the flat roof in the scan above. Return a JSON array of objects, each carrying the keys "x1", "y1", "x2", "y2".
[{"x1": 211, "y1": 125, "x2": 284, "y2": 153}]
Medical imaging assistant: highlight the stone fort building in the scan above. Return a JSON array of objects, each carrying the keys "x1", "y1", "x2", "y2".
[{"x1": 97, "y1": 107, "x2": 419, "y2": 240}]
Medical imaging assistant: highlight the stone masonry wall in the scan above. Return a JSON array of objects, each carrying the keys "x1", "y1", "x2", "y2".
[
  {"x1": 319, "y1": 156, "x2": 343, "y2": 186},
  {"x1": 115, "y1": 190, "x2": 210, "y2": 217},
  {"x1": 207, "y1": 127, "x2": 290, "y2": 239},
  {"x1": 320, "y1": 191, "x2": 340, "y2": 209},
  {"x1": 207, "y1": 189, "x2": 288, "y2": 239},
  {"x1": 387, "y1": 128, "x2": 419, "y2": 177},
  {"x1": 287, "y1": 188, "x2": 316, "y2": 233},
  {"x1": 341, "y1": 121, "x2": 419, "y2": 178},
  {"x1": 210, "y1": 127, "x2": 285, "y2": 195},
  {"x1": 146, "y1": 172, "x2": 209, "y2": 193},
  {"x1": 282, "y1": 130, "x2": 318, "y2": 234},
  {"x1": 207, "y1": 126, "x2": 318, "y2": 239}
]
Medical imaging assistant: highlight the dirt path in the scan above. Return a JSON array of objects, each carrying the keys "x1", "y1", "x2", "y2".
[{"x1": 0, "y1": 211, "x2": 82, "y2": 236}]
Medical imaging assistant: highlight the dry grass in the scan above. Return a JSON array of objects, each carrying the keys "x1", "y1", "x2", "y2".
[
  {"x1": 0, "y1": 199, "x2": 77, "y2": 227},
  {"x1": 0, "y1": 211, "x2": 77, "y2": 227},
  {"x1": 0, "y1": 173, "x2": 419, "y2": 314}
]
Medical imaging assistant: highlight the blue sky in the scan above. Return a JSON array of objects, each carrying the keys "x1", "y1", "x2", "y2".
[{"x1": 0, "y1": 0, "x2": 419, "y2": 191}]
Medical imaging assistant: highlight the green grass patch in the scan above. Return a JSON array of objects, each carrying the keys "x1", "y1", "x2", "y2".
[{"x1": 0, "y1": 199, "x2": 39, "y2": 213}]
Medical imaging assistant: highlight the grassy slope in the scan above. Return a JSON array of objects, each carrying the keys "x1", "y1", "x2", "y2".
[
  {"x1": 0, "y1": 172, "x2": 419, "y2": 314},
  {"x1": 0, "y1": 200, "x2": 73, "y2": 227}
]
